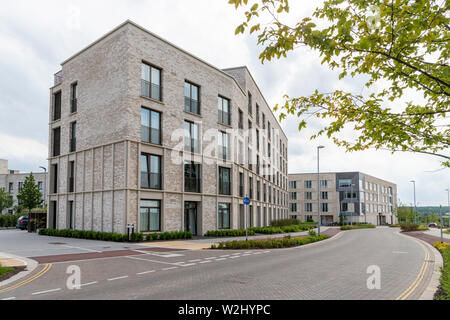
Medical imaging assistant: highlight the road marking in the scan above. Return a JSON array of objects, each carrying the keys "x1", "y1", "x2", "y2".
[
  {"x1": 136, "y1": 270, "x2": 156, "y2": 275},
  {"x1": 214, "y1": 258, "x2": 227, "y2": 261},
  {"x1": 205, "y1": 257, "x2": 217, "y2": 260},
  {"x1": 230, "y1": 256, "x2": 241, "y2": 259},
  {"x1": 393, "y1": 251, "x2": 409, "y2": 254},
  {"x1": 62, "y1": 245, "x2": 101, "y2": 253},
  {"x1": 242, "y1": 254, "x2": 251, "y2": 257},
  {"x1": 1, "y1": 297, "x2": 16, "y2": 300},
  {"x1": 162, "y1": 267, "x2": 178, "y2": 271},
  {"x1": 219, "y1": 255, "x2": 230, "y2": 258},
  {"x1": 231, "y1": 253, "x2": 242, "y2": 256},
  {"x1": 32, "y1": 288, "x2": 61, "y2": 296},
  {"x1": 199, "y1": 261, "x2": 212, "y2": 264},
  {"x1": 253, "y1": 252, "x2": 263, "y2": 255},
  {"x1": 188, "y1": 259, "x2": 202, "y2": 262},
  {"x1": 133, "y1": 250, "x2": 184, "y2": 258},
  {"x1": 108, "y1": 276, "x2": 129, "y2": 281},
  {"x1": 0, "y1": 264, "x2": 53, "y2": 294},
  {"x1": 180, "y1": 263, "x2": 196, "y2": 267},
  {"x1": 395, "y1": 239, "x2": 430, "y2": 300},
  {"x1": 80, "y1": 281, "x2": 98, "y2": 287},
  {"x1": 126, "y1": 256, "x2": 183, "y2": 266}
]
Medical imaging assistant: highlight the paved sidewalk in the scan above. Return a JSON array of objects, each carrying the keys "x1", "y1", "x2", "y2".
[
  {"x1": 0, "y1": 255, "x2": 26, "y2": 267},
  {"x1": 424, "y1": 229, "x2": 450, "y2": 240}
]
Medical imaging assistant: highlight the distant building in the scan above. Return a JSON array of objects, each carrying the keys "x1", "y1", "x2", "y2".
[
  {"x1": 0, "y1": 159, "x2": 47, "y2": 214},
  {"x1": 288, "y1": 172, "x2": 398, "y2": 226}
]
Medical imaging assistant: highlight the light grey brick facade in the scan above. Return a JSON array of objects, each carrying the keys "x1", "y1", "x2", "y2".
[{"x1": 48, "y1": 21, "x2": 289, "y2": 235}]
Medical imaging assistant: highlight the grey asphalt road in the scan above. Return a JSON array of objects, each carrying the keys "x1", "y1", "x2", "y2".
[{"x1": 0, "y1": 227, "x2": 435, "y2": 300}]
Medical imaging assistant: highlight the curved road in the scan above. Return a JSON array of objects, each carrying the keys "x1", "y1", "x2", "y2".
[{"x1": 0, "y1": 227, "x2": 436, "y2": 300}]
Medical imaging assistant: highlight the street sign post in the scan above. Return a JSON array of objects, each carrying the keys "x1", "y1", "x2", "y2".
[{"x1": 243, "y1": 197, "x2": 250, "y2": 241}]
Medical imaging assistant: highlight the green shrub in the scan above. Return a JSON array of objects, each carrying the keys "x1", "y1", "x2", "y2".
[
  {"x1": 309, "y1": 230, "x2": 317, "y2": 237},
  {"x1": 400, "y1": 223, "x2": 421, "y2": 232},
  {"x1": 434, "y1": 244, "x2": 450, "y2": 300},
  {"x1": 38, "y1": 228, "x2": 141, "y2": 243},
  {"x1": 144, "y1": 231, "x2": 193, "y2": 242},
  {"x1": 211, "y1": 235, "x2": 329, "y2": 250},
  {"x1": 205, "y1": 229, "x2": 256, "y2": 237},
  {"x1": 270, "y1": 219, "x2": 301, "y2": 227}
]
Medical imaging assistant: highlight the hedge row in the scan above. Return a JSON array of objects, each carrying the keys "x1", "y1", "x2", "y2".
[
  {"x1": 39, "y1": 229, "x2": 144, "y2": 242},
  {"x1": 145, "y1": 231, "x2": 193, "y2": 241},
  {"x1": 211, "y1": 235, "x2": 329, "y2": 250},
  {"x1": 341, "y1": 224, "x2": 376, "y2": 231},
  {"x1": 433, "y1": 242, "x2": 450, "y2": 300},
  {"x1": 269, "y1": 219, "x2": 316, "y2": 227},
  {"x1": 205, "y1": 229, "x2": 256, "y2": 237},
  {"x1": 249, "y1": 225, "x2": 315, "y2": 234},
  {"x1": 400, "y1": 223, "x2": 429, "y2": 232},
  {"x1": 0, "y1": 214, "x2": 21, "y2": 228}
]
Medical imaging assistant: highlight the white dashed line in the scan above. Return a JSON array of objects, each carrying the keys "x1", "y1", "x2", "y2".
[
  {"x1": 219, "y1": 255, "x2": 230, "y2": 258},
  {"x1": 80, "y1": 281, "x2": 98, "y2": 287},
  {"x1": 253, "y1": 252, "x2": 263, "y2": 255},
  {"x1": 205, "y1": 257, "x2": 217, "y2": 260},
  {"x1": 108, "y1": 276, "x2": 129, "y2": 281},
  {"x1": 162, "y1": 267, "x2": 178, "y2": 271},
  {"x1": 232, "y1": 253, "x2": 242, "y2": 256},
  {"x1": 1, "y1": 297, "x2": 16, "y2": 300},
  {"x1": 32, "y1": 288, "x2": 61, "y2": 296},
  {"x1": 180, "y1": 263, "x2": 196, "y2": 267},
  {"x1": 188, "y1": 259, "x2": 202, "y2": 262},
  {"x1": 199, "y1": 261, "x2": 212, "y2": 264},
  {"x1": 230, "y1": 256, "x2": 241, "y2": 259},
  {"x1": 242, "y1": 254, "x2": 251, "y2": 257},
  {"x1": 137, "y1": 270, "x2": 156, "y2": 275},
  {"x1": 214, "y1": 258, "x2": 227, "y2": 261}
]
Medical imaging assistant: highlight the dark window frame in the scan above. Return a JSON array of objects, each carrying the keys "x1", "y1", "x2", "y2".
[
  {"x1": 141, "y1": 153, "x2": 162, "y2": 190},
  {"x1": 184, "y1": 81, "x2": 200, "y2": 115},
  {"x1": 218, "y1": 96, "x2": 231, "y2": 126},
  {"x1": 71, "y1": 83, "x2": 78, "y2": 113},
  {"x1": 218, "y1": 167, "x2": 231, "y2": 196},
  {"x1": 184, "y1": 162, "x2": 201, "y2": 193},
  {"x1": 141, "y1": 62, "x2": 162, "y2": 102},
  {"x1": 53, "y1": 91, "x2": 61, "y2": 121},
  {"x1": 141, "y1": 107, "x2": 162, "y2": 145},
  {"x1": 140, "y1": 200, "x2": 162, "y2": 232}
]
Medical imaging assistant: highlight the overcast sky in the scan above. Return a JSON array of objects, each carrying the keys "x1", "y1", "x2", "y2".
[{"x1": 0, "y1": 0, "x2": 448, "y2": 206}]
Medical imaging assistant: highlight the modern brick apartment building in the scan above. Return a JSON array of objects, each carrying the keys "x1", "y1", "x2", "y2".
[
  {"x1": 0, "y1": 159, "x2": 47, "y2": 214},
  {"x1": 288, "y1": 172, "x2": 397, "y2": 226},
  {"x1": 48, "y1": 21, "x2": 289, "y2": 235}
]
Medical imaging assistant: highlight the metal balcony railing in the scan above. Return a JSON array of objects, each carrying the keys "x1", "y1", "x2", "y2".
[
  {"x1": 141, "y1": 80, "x2": 162, "y2": 101},
  {"x1": 54, "y1": 71, "x2": 63, "y2": 86}
]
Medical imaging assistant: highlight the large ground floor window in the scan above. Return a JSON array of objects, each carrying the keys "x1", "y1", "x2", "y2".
[
  {"x1": 140, "y1": 200, "x2": 161, "y2": 232},
  {"x1": 218, "y1": 203, "x2": 231, "y2": 229}
]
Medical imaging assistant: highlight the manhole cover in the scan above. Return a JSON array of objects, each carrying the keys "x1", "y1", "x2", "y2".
[{"x1": 48, "y1": 242, "x2": 67, "y2": 245}]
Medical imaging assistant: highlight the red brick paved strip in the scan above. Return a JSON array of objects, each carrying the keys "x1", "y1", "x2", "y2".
[
  {"x1": 322, "y1": 227, "x2": 341, "y2": 238},
  {"x1": 29, "y1": 247, "x2": 185, "y2": 264},
  {"x1": 402, "y1": 231, "x2": 450, "y2": 246}
]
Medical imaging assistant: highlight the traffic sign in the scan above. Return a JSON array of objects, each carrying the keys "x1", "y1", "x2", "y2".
[{"x1": 243, "y1": 197, "x2": 250, "y2": 205}]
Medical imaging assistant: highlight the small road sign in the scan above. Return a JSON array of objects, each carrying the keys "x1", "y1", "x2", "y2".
[{"x1": 243, "y1": 197, "x2": 250, "y2": 205}]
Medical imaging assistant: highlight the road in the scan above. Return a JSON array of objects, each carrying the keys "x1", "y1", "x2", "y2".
[{"x1": 0, "y1": 227, "x2": 436, "y2": 300}]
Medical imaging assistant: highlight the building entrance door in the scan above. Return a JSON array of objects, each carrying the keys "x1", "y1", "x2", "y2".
[{"x1": 184, "y1": 202, "x2": 198, "y2": 236}]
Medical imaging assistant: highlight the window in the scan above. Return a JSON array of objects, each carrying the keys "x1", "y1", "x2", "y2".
[
  {"x1": 140, "y1": 200, "x2": 161, "y2": 232},
  {"x1": 320, "y1": 180, "x2": 328, "y2": 188},
  {"x1": 304, "y1": 181, "x2": 312, "y2": 189},
  {"x1": 219, "y1": 167, "x2": 231, "y2": 195},
  {"x1": 184, "y1": 82, "x2": 200, "y2": 114},
  {"x1": 339, "y1": 179, "x2": 353, "y2": 188},
  {"x1": 71, "y1": 83, "x2": 77, "y2": 113},
  {"x1": 52, "y1": 127, "x2": 61, "y2": 157},
  {"x1": 256, "y1": 129, "x2": 260, "y2": 151},
  {"x1": 256, "y1": 155, "x2": 260, "y2": 175},
  {"x1": 70, "y1": 122, "x2": 76, "y2": 153},
  {"x1": 239, "y1": 172, "x2": 244, "y2": 197},
  {"x1": 248, "y1": 148, "x2": 253, "y2": 171},
  {"x1": 342, "y1": 203, "x2": 349, "y2": 212},
  {"x1": 51, "y1": 164, "x2": 58, "y2": 194},
  {"x1": 248, "y1": 92, "x2": 252, "y2": 115},
  {"x1": 321, "y1": 192, "x2": 328, "y2": 200},
  {"x1": 238, "y1": 109, "x2": 244, "y2": 130},
  {"x1": 321, "y1": 203, "x2": 329, "y2": 213},
  {"x1": 268, "y1": 122, "x2": 271, "y2": 140},
  {"x1": 141, "y1": 108, "x2": 161, "y2": 145},
  {"x1": 8, "y1": 183, "x2": 13, "y2": 193},
  {"x1": 263, "y1": 184, "x2": 267, "y2": 202},
  {"x1": 257, "y1": 181, "x2": 261, "y2": 201},
  {"x1": 53, "y1": 91, "x2": 61, "y2": 121},
  {"x1": 185, "y1": 162, "x2": 201, "y2": 193},
  {"x1": 290, "y1": 203, "x2": 298, "y2": 212},
  {"x1": 68, "y1": 161, "x2": 75, "y2": 193},
  {"x1": 141, "y1": 154, "x2": 162, "y2": 190},
  {"x1": 248, "y1": 120, "x2": 253, "y2": 143},
  {"x1": 218, "y1": 131, "x2": 229, "y2": 161},
  {"x1": 238, "y1": 141, "x2": 244, "y2": 165},
  {"x1": 38, "y1": 182, "x2": 43, "y2": 192},
  {"x1": 18, "y1": 182, "x2": 23, "y2": 192},
  {"x1": 289, "y1": 181, "x2": 297, "y2": 189},
  {"x1": 290, "y1": 192, "x2": 297, "y2": 200},
  {"x1": 218, "y1": 203, "x2": 231, "y2": 229},
  {"x1": 256, "y1": 104, "x2": 260, "y2": 125},
  {"x1": 305, "y1": 203, "x2": 313, "y2": 212},
  {"x1": 141, "y1": 63, "x2": 162, "y2": 101},
  {"x1": 218, "y1": 96, "x2": 231, "y2": 125},
  {"x1": 249, "y1": 177, "x2": 253, "y2": 199},
  {"x1": 262, "y1": 113, "x2": 266, "y2": 129},
  {"x1": 184, "y1": 121, "x2": 200, "y2": 153}
]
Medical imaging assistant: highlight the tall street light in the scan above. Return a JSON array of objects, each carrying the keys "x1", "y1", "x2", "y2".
[
  {"x1": 410, "y1": 180, "x2": 417, "y2": 224},
  {"x1": 317, "y1": 146, "x2": 325, "y2": 236},
  {"x1": 446, "y1": 189, "x2": 450, "y2": 227}
]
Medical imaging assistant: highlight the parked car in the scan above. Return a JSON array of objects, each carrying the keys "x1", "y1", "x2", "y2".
[
  {"x1": 16, "y1": 215, "x2": 29, "y2": 230},
  {"x1": 428, "y1": 223, "x2": 438, "y2": 228}
]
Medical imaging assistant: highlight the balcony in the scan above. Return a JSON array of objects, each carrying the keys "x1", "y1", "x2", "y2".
[{"x1": 54, "y1": 71, "x2": 63, "y2": 86}]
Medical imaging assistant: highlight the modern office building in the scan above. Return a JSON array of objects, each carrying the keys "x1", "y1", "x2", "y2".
[
  {"x1": 47, "y1": 20, "x2": 289, "y2": 235},
  {"x1": 288, "y1": 172, "x2": 398, "y2": 226},
  {"x1": 0, "y1": 159, "x2": 47, "y2": 214}
]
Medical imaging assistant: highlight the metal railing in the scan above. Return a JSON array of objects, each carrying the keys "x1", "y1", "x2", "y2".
[
  {"x1": 141, "y1": 80, "x2": 162, "y2": 101},
  {"x1": 54, "y1": 71, "x2": 63, "y2": 86}
]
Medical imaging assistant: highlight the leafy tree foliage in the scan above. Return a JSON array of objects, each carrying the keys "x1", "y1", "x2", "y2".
[
  {"x1": 229, "y1": 0, "x2": 449, "y2": 165},
  {"x1": 0, "y1": 188, "x2": 14, "y2": 213},
  {"x1": 17, "y1": 174, "x2": 43, "y2": 213}
]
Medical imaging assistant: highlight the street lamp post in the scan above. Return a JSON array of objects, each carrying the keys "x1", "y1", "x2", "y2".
[
  {"x1": 410, "y1": 180, "x2": 417, "y2": 224},
  {"x1": 317, "y1": 146, "x2": 325, "y2": 236},
  {"x1": 350, "y1": 183, "x2": 355, "y2": 226},
  {"x1": 446, "y1": 189, "x2": 450, "y2": 228}
]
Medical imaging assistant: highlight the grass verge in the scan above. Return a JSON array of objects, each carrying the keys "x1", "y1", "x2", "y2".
[{"x1": 210, "y1": 235, "x2": 329, "y2": 250}]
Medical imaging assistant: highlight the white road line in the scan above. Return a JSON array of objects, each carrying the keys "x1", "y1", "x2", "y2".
[
  {"x1": 1, "y1": 297, "x2": 16, "y2": 300},
  {"x1": 62, "y1": 245, "x2": 101, "y2": 253},
  {"x1": 188, "y1": 259, "x2": 202, "y2": 262},
  {"x1": 231, "y1": 253, "x2": 242, "y2": 256},
  {"x1": 162, "y1": 267, "x2": 178, "y2": 271},
  {"x1": 242, "y1": 254, "x2": 251, "y2": 257},
  {"x1": 180, "y1": 263, "x2": 196, "y2": 267},
  {"x1": 126, "y1": 256, "x2": 183, "y2": 266},
  {"x1": 133, "y1": 250, "x2": 185, "y2": 258},
  {"x1": 199, "y1": 261, "x2": 212, "y2": 264},
  {"x1": 32, "y1": 288, "x2": 61, "y2": 296},
  {"x1": 80, "y1": 281, "x2": 98, "y2": 287},
  {"x1": 108, "y1": 276, "x2": 129, "y2": 281},
  {"x1": 230, "y1": 256, "x2": 241, "y2": 259},
  {"x1": 205, "y1": 257, "x2": 217, "y2": 260},
  {"x1": 214, "y1": 258, "x2": 227, "y2": 261},
  {"x1": 136, "y1": 270, "x2": 156, "y2": 275},
  {"x1": 253, "y1": 252, "x2": 263, "y2": 255},
  {"x1": 219, "y1": 255, "x2": 230, "y2": 258}
]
